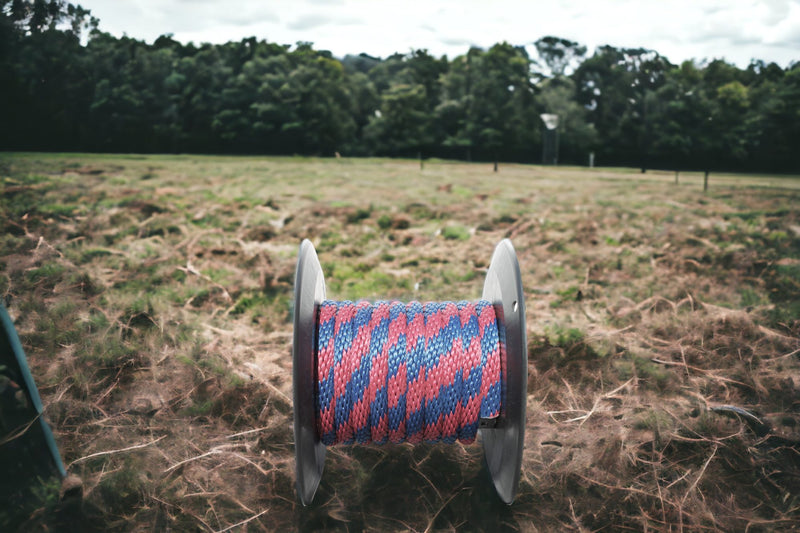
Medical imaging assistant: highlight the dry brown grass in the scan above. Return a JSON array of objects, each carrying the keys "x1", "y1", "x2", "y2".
[{"x1": 1, "y1": 153, "x2": 798, "y2": 531}]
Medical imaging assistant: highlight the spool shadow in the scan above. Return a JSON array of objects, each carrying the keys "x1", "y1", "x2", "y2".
[{"x1": 294, "y1": 442, "x2": 519, "y2": 532}]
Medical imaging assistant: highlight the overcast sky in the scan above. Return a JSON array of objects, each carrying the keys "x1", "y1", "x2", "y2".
[{"x1": 76, "y1": 0, "x2": 800, "y2": 68}]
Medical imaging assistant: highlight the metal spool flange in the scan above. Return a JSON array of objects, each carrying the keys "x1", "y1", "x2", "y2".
[
  {"x1": 292, "y1": 240, "x2": 326, "y2": 506},
  {"x1": 480, "y1": 238, "x2": 527, "y2": 504}
]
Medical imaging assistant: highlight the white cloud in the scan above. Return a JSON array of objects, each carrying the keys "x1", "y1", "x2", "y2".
[
  {"x1": 77, "y1": 0, "x2": 799, "y2": 66},
  {"x1": 288, "y1": 14, "x2": 331, "y2": 31}
]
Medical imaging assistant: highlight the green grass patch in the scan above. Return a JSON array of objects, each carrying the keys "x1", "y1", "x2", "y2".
[
  {"x1": 377, "y1": 214, "x2": 392, "y2": 230},
  {"x1": 632, "y1": 409, "x2": 673, "y2": 433},
  {"x1": 325, "y1": 262, "x2": 412, "y2": 300},
  {"x1": 442, "y1": 224, "x2": 470, "y2": 241},
  {"x1": 550, "y1": 285, "x2": 581, "y2": 307},
  {"x1": 614, "y1": 352, "x2": 674, "y2": 391},
  {"x1": 739, "y1": 286, "x2": 768, "y2": 308},
  {"x1": 80, "y1": 248, "x2": 114, "y2": 262},
  {"x1": 346, "y1": 206, "x2": 372, "y2": 224},
  {"x1": 0, "y1": 475, "x2": 62, "y2": 532},
  {"x1": 96, "y1": 458, "x2": 147, "y2": 514},
  {"x1": 545, "y1": 325, "x2": 585, "y2": 347},
  {"x1": 23, "y1": 263, "x2": 66, "y2": 290}
]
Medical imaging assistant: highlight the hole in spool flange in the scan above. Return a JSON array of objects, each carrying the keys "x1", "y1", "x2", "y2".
[{"x1": 512, "y1": 300, "x2": 518, "y2": 312}]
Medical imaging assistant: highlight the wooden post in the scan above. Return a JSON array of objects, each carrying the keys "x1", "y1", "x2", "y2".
[
  {"x1": 703, "y1": 170, "x2": 709, "y2": 192},
  {"x1": 675, "y1": 170, "x2": 679, "y2": 185},
  {"x1": 418, "y1": 151, "x2": 423, "y2": 171},
  {"x1": 494, "y1": 159, "x2": 498, "y2": 172}
]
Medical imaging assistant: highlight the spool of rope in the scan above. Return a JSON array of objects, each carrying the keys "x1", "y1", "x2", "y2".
[
  {"x1": 316, "y1": 299, "x2": 501, "y2": 447},
  {"x1": 293, "y1": 239, "x2": 526, "y2": 505}
]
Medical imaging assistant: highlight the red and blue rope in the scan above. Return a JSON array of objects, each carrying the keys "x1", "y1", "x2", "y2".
[{"x1": 316, "y1": 300, "x2": 501, "y2": 446}]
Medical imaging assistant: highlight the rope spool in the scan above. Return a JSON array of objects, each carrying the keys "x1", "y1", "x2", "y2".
[
  {"x1": 316, "y1": 299, "x2": 501, "y2": 446},
  {"x1": 293, "y1": 239, "x2": 527, "y2": 505}
]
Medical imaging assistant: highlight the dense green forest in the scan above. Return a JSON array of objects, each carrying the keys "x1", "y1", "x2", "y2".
[{"x1": 2, "y1": 0, "x2": 799, "y2": 171}]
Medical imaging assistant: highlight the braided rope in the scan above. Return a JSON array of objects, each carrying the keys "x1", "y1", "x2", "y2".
[{"x1": 316, "y1": 300, "x2": 501, "y2": 445}]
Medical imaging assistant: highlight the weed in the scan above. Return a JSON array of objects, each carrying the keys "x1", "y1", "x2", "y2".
[
  {"x1": 230, "y1": 292, "x2": 270, "y2": 317},
  {"x1": 377, "y1": 214, "x2": 392, "y2": 229},
  {"x1": 80, "y1": 248, "x2": 113, "y2": 262},
  {"x1": 545, "y1": 325, "x2": 584, "y2": 347},
  {"x1": 81, "y1": 309, "x2": 110, "y2": 334},
  {"x1": 0, "y1": 475, "x2": 61, "y2": 531},
  {"x1": 23, "y1": 263, "x2": 66, "y2": 290},
  {"x1": 85, "y1": 334, "x2": 140, "y2": 367},
  {"x1": 97, "y1": 458, "x2": 147, "y2": 513},
  {"x1": 346, "y1": 206, "x2": 372, "y2": 224},
  {"x1": 317, "y1": 230, "x2": 344, "y2": 252},
  {"x1": 200, "y1": 267, "x2": 233, "y2": 285},
  {"x1": 0, "y1": 234, "x2": 28, "y2": 257},
  {"x1": 38, "y1": 203, "x2": 79, "y2": 218},
  {"x1": 184, "y1": 399, "x2": 214, "y2": 417},
  {"x1": 614, "y1": 353, "x2": 674, "y2": 391},
  {"x1": 404, "y1": 202, "x2": 437, "y2": 220},
  {"x1": 442, "y1": 267, "x2": 478, "y2": 284},
  {"x1": 550, "y1": 265, "x2": 565, "y2": 278},
  {"x1": 30, "y1": 300, "x2": 81, "y2": 348},
  {"x1": 632, "y1": 408, "x2": 673, "y2": 432},
  {"x1": 442, "y1": 224, "x2": 470, "y2": 241},
  {"x1": 65, "y1": 271, "x2": 100, "y2": 296},
  {"x1": 140, "y1": 218, "x2": 181, "y2": 238},
  {"x1": 739, "y1": 286, "x2": 767, "y2": 308}
]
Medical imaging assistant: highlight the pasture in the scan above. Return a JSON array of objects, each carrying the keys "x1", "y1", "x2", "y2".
[{"x1": 1, "y1": 153, "x2": 799, "y2": 531}]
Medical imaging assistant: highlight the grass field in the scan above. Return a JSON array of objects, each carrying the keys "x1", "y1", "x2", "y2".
[{"x1": 1, "y1": 153, "x2": 799, "y2": 531}]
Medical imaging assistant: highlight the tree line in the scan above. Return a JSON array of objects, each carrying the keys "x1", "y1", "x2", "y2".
[{"x1": 2, "y1": 0, "x2": 799, "y2": 172}]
